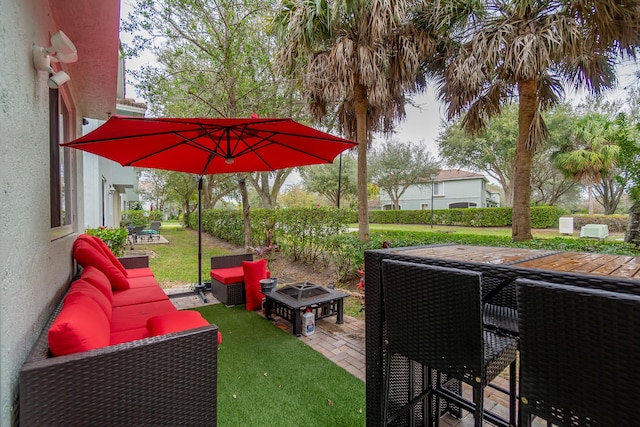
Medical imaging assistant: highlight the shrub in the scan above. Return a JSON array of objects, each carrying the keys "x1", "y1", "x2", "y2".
[
  {"x1": 85, "y1": 227, "x2": 128, "y2": 257},
  {"x1": 121, "y1": 210, "x2": 150, "y2": 227},
  {"x1": 570, "y1": 214, "x2": 629, "y2": 233},
  {"x1": 367, "y1": 206, "x2": 563, "y2": 228}
]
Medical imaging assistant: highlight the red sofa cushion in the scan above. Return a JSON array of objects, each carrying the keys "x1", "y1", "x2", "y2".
[
  {"x1": 127, "y1": 275, "x2": 161, "y2": 289},
  {"x1": 79, "y1": 266, "x2": 113, "y2": 303},
  {"x1": 67, "y1": 279, "x2": 112, "y2": 320},
  {"x1": 210, "y1": 266, "x2": 244, "y2": 284},
  {"x1": 147, "y1": 311, "x2": 209, "y2": 335},
  {"x1": 242, "y1": 259, "x2": 268, "y2": 311},
  {"x1": 110, "y1": 300, "x2": 177, "y2": 332},
  {"x1": 125, "y1": 267, "x2": 155, "y2": 278},
  {"x1": 48, "y1": 292, "x2": 110, "y2": 356},
  {"x1": 112, "y1": 286, "x2": 169, "y2": 307},
  {"x1": 147, "y1": 311, "x2": 221, "y2": 345},
  {"x1": 109, "y1": 327, "x2": 149, "y2": 345},
  {"x1": 73, "y1": 239, "x2": 130, "y2": 290}
]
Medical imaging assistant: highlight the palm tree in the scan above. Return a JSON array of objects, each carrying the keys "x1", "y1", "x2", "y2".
[
  {"x1": 417, "y1": 0, "x2": 640, "y2": 240},
  {"x1": 272, "y1": 0, "x2": 436, "y2": 241},
  {"x1": 552, "y1": 113, "x2": 620, "y2": 214}
]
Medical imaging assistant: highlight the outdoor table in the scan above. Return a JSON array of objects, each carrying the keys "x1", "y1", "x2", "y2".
[
  {"x1": 364, "y1": 244, "x2": 640, "y2": 426},
  {"x1": 264, "y1": 282, "x2": 348, "y2": 336}
]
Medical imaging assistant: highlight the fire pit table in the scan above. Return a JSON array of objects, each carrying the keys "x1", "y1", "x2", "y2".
[{"x1": 264, "y1": 282, "x2": 348, "y2": 336}]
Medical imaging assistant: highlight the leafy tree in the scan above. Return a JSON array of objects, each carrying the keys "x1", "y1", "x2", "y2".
[
  {"x1": 123, "y1": 0, "x2": 304, "y2": 247},
  {"x1": 552, "y1": 113, "x2": 620, "y2": 214},
  {"x1": 273, "y1": 0, "x2": 436, "y2": 241},
  {"x1": 438, "y1": 104, "x2": 579, "y2": 207},
  {"x1": 417, "y1": 0, "x2": 640, "y2": 241},
  {"x1": 139, "y1": 169, "x2": 170, "y2": 212},
  {"x1": 613, "y1": 113, "x2": 640, "y2": 244},
  {"x1": 279, "y1": 184, "x2": 322, "y2": 208},
  {"x1": 369, "y1": 140, "x2": 440, "y2": 210},
  {"x1": 299, "y1": 155, "x2": 357, "y2": 207}
]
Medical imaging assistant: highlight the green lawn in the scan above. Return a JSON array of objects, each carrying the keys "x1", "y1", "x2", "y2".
[
  {"x1": 195, "y1": 304, "x2": 365, "y2": 426},
  {"x1": 133, "y1": 227, "x2": 231, "y2": 287},
  {"x1": 354, "y1": 223, "x2": 627, "y2": 239}
]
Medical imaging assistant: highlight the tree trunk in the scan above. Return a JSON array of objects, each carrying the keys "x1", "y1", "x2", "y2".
[
  {"x1": 512, "y1": 80, "x2": 536, "y2": 241},
  {"x1": 587, "y1": 182, "x2": 594, "y2": 215},
  {"x1": 238, "y1": 175, "x2": 252, "y2": 249},
  {"x1": 354, "y1": 79, "x2": 370, "y2": 242},
  {"x1": 625, "y1": 201, "x2": 640, "y2": 246}
]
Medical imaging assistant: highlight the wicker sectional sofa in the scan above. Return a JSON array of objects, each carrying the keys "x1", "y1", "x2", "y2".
[{"x1": 19, "y1": 234, "x2": 219, "y2": 426}]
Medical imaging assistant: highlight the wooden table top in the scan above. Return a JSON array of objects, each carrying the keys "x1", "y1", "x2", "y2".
[
  {"x1": 388, "y1": 245, "x2": 640, "y2": 281},
  {"x1": 392, "y1": 245, "x2": 558, "y2": 265},
  {"x1": 513, "y1": 251, "x2": 640, "y2": 280}
]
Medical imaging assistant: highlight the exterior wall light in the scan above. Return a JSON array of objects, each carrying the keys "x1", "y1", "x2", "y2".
[{"x1": 33, "y1": 30, "x2": 78, "y2": 89}]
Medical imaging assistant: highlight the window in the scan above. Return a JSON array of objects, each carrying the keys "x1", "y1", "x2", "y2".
[
  {"x1": 433, "y1": 181, "x2": 444, "y2": 196},
  {"x1": 449, "y1": 202, "x2": 477, "y2": 209},
  {"x1": 421, "y1": 203, "x2": 429, "y2": 210},
  {"x1": 50, "y1": 89, "x2": 74, "y2": 238}
]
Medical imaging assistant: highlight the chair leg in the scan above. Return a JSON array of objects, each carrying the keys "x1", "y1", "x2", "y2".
[
  {"x1": 382, "y1": 352, "x2": 392, "y2": 426},
  {"x1": 509, "y1": 361, "x2": 517, "y2": 426},
  {"x1": 473, "y1": 386, "x2": 483, "y2": 427}
]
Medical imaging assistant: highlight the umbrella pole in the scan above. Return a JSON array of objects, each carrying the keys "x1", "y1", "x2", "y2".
[{"x1": 194, "y1": 176, "x2": 208, "y2": 303}]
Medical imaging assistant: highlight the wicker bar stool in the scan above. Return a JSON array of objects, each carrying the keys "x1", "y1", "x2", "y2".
[
  {"x1": 517, "y1": 279, "x2": 640, "y2": 426},
  {"x1": 381, "y1": 260, "x2": 518, "y2": 427}
]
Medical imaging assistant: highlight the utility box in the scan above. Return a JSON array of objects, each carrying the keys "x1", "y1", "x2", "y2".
[
  {"x1": 559, "y1": 217, "x2": 574, "y2": 235},
  {"x1": 580, "y1": 224, "x2": 609, "y2": 239}
]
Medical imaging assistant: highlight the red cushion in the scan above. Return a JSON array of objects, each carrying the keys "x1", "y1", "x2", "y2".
[
  {"x1": 48, "y1": 292, "x2": 110, "y2": 356},
  {"x1": 127, "y1": 276, "x2": 160, "y2": 289},
  {"x1": 89, "y1": 235, "x2": 128, "y2": 276},
  {"x1": 242, "y1": 259, "x2": 268, "y2": 311},
  {"x1": 210, "y1": 266, "x2": 245, "y2": 284},
  {"x1": 125, "y1": 267, "x2": 155, "y2": 278},
  {"x1": 112, "y1": 286, "x2": 169, "y2": 307},
  {"x1": 109, "y1": 327, "x2": 149, "y2": 345},
  {"x1": 110, "y1": 300, "x2": 177, "y2": 332},
  {"x1": 147, "y1": 311, "x2": 209, "y2": 336},
  {"x1": 67, "y1": 279, "x2": 112, "y2": 320},
  {"x1": 73, "y1": 239, "x2": 130, "y2": 290},
  {"x1": 79, "y1": 266, "x2": 113, "y2": 303}
]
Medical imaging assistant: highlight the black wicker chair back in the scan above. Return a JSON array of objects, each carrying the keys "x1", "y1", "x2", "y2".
[
  {"x1": 517, "y1": 279, "x2": 640, "y2": 426},
  {"x1": 381, "y1": 260, "x2": 517, "y2": 427}
]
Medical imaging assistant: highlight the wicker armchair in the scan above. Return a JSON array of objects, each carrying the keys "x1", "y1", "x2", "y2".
[
  {"x1": 381, "y1": 260, "x2": 517, "y2": 427},
  {"x1": 517, "y1": 278, "x2": 640, "y2": 426},
  {"x1": 210, "y1": 253, "x2": 254, "y2": 306}
]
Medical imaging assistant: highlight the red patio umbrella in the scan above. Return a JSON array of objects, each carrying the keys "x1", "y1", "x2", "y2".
[{"x1": 63, "y1": 115, "x2": 357, "y2": 300}]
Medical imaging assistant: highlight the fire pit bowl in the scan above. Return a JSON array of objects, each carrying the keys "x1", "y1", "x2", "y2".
[{"x1": 276, "y1": 282, "x2": 330, "y2": 300}]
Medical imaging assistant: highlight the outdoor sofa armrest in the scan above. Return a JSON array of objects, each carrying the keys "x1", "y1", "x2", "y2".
[
  {"x1": 20, "y1": 323, "x2": 218, "y2": 426},
  {"x1": 118, "y1": 255, "x2": 150, "y2": 269}
]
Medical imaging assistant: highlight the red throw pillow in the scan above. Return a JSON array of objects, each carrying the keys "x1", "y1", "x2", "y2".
[
  {"x1": 67, "y1": 279, "x2": 112, "y2": 320},
  {"x1": 73, "y1": 239, "x2": 130, "y2": 290},
  {"x1": 48, "y1": 292, "x2": 111, "y2": 356},
  {"x1": 242, "y1": 259, "x2": 268, "y2": 311},
  {"x1": 76, "y1": 234, "x2": 128, "y2": 277},
  {"x1": 80, "y1": 266, "x2": 113, "y2": 303},
  {"x1": 89, "y1": 235, "x2": 128, "y2": 276}
]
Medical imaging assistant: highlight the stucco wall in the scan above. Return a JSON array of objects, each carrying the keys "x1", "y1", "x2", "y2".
[{"x1": 0, "y1": 1, "x2": 78, "y2": 423}]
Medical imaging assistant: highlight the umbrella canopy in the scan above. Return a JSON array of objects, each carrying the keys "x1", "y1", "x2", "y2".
[
  {"x1": 62, "y1": 116, "x2": 356, "y2": 174},
  {"x1": 63, "y1": 115, "x2": 357, "y2": 301}
]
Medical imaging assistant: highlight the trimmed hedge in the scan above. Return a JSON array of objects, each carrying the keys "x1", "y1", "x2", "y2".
[
  {"x1": 368, "y1": 206, "x2": 563, "y2": 228},
  {"x1": 570, "y1": 214, "x2": 629, "y2": 233}
]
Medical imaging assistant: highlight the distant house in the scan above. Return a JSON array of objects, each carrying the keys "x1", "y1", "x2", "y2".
[{"x1": 379, "y1": 169, "x2": 500, "y2": 210}]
